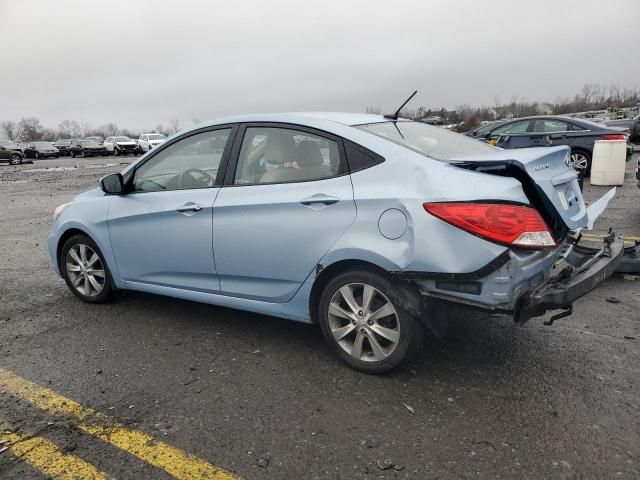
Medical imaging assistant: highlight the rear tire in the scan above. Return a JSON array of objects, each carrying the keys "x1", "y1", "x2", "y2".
[
  {"x1": 317, "y1": 269, "x2": 422, "y2": 374},
  {"x1": 569, "y1": 149, "x2": 592, "y2": 177},
  {"x1": 60, "y1": 234, "x2": 115, "y2": 303}
]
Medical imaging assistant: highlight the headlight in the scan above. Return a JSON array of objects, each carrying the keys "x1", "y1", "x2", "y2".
[{"x1": 53, "y1": 203, "x2": 69, "y2": 222}]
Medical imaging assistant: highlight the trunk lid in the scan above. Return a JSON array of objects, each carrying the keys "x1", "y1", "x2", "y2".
[{"x1": 449, "y1": 146, "x2": 599, "y2": 230}]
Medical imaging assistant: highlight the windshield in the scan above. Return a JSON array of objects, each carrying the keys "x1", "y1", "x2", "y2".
[
  {"x1": 55, "y1": 139, "x2": 71, "y2": 145},
  {"x1": 0, "y1": 140, "x2": 17, "y2": 148},
  {"x1": 114, "y1": 136, "x2": 131, "y2": 142},
  {"x1": 355, "y1": 121, "x2": 497, "y2": 161},
  {"x1": 79, "y1": 140, "x2": 99, "y2": 146},
  {"x1": 148, "y1": 134, "x2": 166, "y2": 140},
  {"x1": 34, "y1": 142, "x2": 52, "y2": 147}
]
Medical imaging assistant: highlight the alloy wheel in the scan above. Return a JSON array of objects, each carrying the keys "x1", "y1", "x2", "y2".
[
  {"x1": 10, "y1": 154, "x2": 21, "y2": 165},
  {"x1": 65, "y1": 244, "x2": 105, "y2": 297},
  {"x1": 569, "y1": 152, "x2": 588, "y2": 171},
  {"x1": 328, "y1": 283, "x2": 400, "y2": 362}
]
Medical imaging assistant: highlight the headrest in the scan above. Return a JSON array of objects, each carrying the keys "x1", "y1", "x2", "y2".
[
  {"x1": 263, "y1": 132, "x2": 296, "y2": 164},
  {"x1": 296, "y1": 140, "x2": 323, "y2": 166}
]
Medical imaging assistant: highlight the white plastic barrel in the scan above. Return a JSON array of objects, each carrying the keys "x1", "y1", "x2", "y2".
[{"x1": 590, "y1": 140, "x2": 626, "y2": 186}]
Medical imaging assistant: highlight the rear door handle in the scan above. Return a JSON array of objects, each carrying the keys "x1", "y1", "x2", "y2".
[
  {"x1": 300, "y1": 194, "x2": 339, "y2": 206},
  {"x1": 176, "y1": 203, "x2": 204, "y2": 213}
]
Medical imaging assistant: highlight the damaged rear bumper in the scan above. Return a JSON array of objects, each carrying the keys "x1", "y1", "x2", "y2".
[
  {"x1": 515, "y1": 233, "x2": 623, "y2": 322},
  {"x1": 394, "y1": 233, "x2": 623, "y2": 324}
]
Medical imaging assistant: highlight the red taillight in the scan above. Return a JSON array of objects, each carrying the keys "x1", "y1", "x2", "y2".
[
  {"x1": 600, "y1": 134, "x2": 626, "y2": 141},
  {"x1": 423, "y1": 202, "x2": 556, "y2": 248}
]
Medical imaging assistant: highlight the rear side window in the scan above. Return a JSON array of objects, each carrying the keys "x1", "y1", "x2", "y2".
[
  {"x1": 233, "y1": 127, "x2": 342, "y2": 185},
  {"x1": 532, "y1": 120, "x2": 569, "y2": 133},
  {"x1": 344, "y1": 140, "x2": 384, "y2": 172}
]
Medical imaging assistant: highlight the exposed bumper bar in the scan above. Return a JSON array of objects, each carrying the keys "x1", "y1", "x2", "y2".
[{"x1": 516, "y1": 232, "x2": 624, "y2": 322}]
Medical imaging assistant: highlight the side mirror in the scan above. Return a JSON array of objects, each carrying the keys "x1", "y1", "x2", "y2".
[{"x1": 100, "y1": 173, "x2": 125, "y2": 195}]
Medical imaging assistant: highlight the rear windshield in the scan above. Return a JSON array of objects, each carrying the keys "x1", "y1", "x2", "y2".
[
  {"x1": 355, "y1": 121, "x2": 497, "y2": 161},
  {"x1": 148, "y1": 134, "x2": 166, "y2": 140}
]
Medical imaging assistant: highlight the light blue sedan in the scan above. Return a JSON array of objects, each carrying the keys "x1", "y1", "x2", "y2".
[{"x1": 48, "y1": 113, "x2": 622, "y2": 373}]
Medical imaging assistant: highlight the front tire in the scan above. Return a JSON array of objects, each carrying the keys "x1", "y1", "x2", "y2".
[
  {"x1": 9, "y1": 154, "x2": 22, "y2": 165},
  {"x1": 60, "y1": 234, "x2": 115, "y2": 303},
  {"x1": 317, "y1": 269, "x2": 422, "y2": 373}
]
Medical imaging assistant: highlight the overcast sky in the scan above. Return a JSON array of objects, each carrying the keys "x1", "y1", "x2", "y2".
[{"x1": 2, "y1": 0, "x2": 639, "y2": 131}]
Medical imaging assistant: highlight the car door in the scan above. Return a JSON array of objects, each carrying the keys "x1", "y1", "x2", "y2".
[
  {"x1": 107, "y1": 126, "x2": 236, "y2": 292},
  {"x1": 212, "y1": 124, "x2": 356, "y2": 303}
]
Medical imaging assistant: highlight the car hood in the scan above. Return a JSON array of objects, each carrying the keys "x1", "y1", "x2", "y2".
[
  {"x1": 73, "y1": 187, "x2": 103, "y2": 201},
  {"x1": 449, "y1": 146, "x2": 613, "y2": 230}
]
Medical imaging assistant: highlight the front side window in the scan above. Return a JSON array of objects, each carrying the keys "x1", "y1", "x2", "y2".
[
  {"x1": 133, "y1": 128, "x2": 230, "y2": 193},
  {"x1": 492, "y1": 120, "x2": 530, "y2": 135},
  {"x1": 234, "y1": 127, "x2": 341, "y2": 185}
]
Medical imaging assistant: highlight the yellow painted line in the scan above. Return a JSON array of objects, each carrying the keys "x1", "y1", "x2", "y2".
[
  {"x1": 0, "y1": 368, "x2": 240, "y2": 480},
  {"x1": 1, "y1": 428, "x2": 112, "y2": 480}
]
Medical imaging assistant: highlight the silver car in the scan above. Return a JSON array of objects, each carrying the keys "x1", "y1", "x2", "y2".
[{"x1": 48, "y1": 113, "x2": 622, "y2": 373}]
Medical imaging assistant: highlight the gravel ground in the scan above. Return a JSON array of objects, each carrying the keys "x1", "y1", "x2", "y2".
[{"x1": 0, "y1": 153, "x2": 638, "y2": 479}]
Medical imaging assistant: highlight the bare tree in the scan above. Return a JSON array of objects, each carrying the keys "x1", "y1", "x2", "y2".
[
  {"x1": 17, "y1": 117, "x2": 44, "y2": 142},
  {"x1": 0, "y1": 120, "x2": 18, "y2": 140},
  {"x1": 192, "y1": 118, "x2": 201, "y2": 126},
  {"x1": 103, "y1": 123, "x2": 119, "y2": 137},
  {"x1": 169, "y1": 119, "x2": 180, "y2": 135},
  {"x1": 365, "y1": 106, "x2": 381, "y2": 115},
  {"x1": 58, "y1": 120, "x2": 74, "y2": 138},
  {"x1": 79, "y1": 121, "x2": 92, "y2": 137}
]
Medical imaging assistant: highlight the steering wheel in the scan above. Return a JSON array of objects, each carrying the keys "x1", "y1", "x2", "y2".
[{"x1": 178, "y1": 168, "x2": 215, "y2": 189}]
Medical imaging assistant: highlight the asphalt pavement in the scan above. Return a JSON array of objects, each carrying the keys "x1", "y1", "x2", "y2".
[{"x1": 0, "y1": 154, "x2": 638, "y2": 479}]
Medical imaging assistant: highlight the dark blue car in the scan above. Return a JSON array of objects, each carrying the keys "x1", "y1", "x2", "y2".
[{"x1": 476, "y1": 115, "x2": 632, "y2": 175}]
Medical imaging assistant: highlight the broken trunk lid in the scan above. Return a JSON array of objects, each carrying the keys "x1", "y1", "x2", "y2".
[{"x1": 450, "y1": 146, "x2": 590, "y2": 230}]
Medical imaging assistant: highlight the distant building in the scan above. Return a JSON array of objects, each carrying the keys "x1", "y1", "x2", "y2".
[{"x1": 534, "y1": 103, "x2": 554, "y2": 115}]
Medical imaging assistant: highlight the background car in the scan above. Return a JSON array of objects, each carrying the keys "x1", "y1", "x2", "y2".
[
  {"x1": 85, "y1": 136, "x2": 104, "y2": 144},
  {"x1": 23, "y1": 141, "x2": 60, "y2": 159},
  {"x1": 0, "y1": 141, "x2": 24, "y2": 165},
  {"x1": 53, "y1": 139, "x2": 72, "y2": 156},
  {"x1": 104, "y1": 136, "x2": 138, "y2": 156},
  {"x1": 137, "y1": 133, "x2": 167, "y2": 152},
  {"x1": 477, "y1": 115, "x2": 631, "y2": 175},
  {"x1": 606, "y1": 114, "x2": 640, "y2": 143},
  {"x1": 49, "y1": 112, "x2": 619, "y2": 373},
  {"x1": 68, "y1": 139, "x2": 108, "y2": 157}
]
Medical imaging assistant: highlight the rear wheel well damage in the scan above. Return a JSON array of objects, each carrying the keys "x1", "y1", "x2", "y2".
[{"x1": 309, "y1": 259, "x2": 448, "y2": 338}]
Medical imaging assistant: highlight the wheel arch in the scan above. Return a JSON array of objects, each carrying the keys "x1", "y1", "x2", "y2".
[
  {"x1": 56, "y1": 227, "x2": 92, "y2": 271},
  {"x1": 308, "y1": 259, "x2": 396, "y2": 325}
]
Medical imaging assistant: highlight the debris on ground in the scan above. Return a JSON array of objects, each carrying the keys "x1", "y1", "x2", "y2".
[
  {"x1": 605, "y1": 297, "x2": 621, "y2": 304},
  {"x1": 402, "y1": 402, "x2": 415, "y2": 414},
  {"x1": 622, "y1": 274, "x2": 638, "y2": 281},
  {"x1": 623, "y1": 336, "x2": 636, "y2": 340},
  {"x1": 256, "y1": 456, "x2": 271, "y2": 468},
  {"x1": 376, "y1": 458, "x2": 404, "y2": 470},
  {"x1": 0, "y1": 446, "x2": 8, "y2": 454}
]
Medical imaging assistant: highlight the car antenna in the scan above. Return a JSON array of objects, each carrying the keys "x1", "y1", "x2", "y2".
[{"x1": 383, "y1": 90, "x2": 418, "y2": 120}]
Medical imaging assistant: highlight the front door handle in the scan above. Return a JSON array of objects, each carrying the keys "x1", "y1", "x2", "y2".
[
  {"x1": 176, "y1": 203, "x2": 204, "y2": 213},
  {"x1": 300, "y1": 194, "x2": 339, "y2": 206}
]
